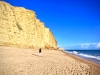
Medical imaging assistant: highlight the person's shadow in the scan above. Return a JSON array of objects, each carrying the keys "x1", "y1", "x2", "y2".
[{"x1": 32, "y1": 54, "x2": 39, "y2": 57}]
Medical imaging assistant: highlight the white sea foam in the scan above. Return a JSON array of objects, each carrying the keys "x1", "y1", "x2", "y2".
[
  {"x1": 73, "y1": 51, "x2": 78, "y2": 54},
  {"x1": 65, "y1": 50, "x2": 100, "y2": 60},
  {"x1": 78, "y1": 53, "x2": 100, "y2": 60}
]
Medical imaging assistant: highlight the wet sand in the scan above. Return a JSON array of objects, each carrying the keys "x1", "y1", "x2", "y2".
[
  {"x1": 76, "y1": 55, "x2": 100, "y2": 65},
  {"x1": 0, "y1": 46, "x2": 100, "y2": 75}
]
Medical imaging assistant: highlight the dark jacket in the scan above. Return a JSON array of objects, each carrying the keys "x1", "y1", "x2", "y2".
[{"x1": 39, "y1": 48, "x2": 41, "y2": 53}]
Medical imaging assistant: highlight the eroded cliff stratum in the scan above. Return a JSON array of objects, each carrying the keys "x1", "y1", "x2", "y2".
[{"x1": 0, "y1": 1, "x2": 57, "y2": 49}]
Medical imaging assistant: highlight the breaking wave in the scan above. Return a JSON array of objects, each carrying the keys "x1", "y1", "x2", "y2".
[{"x1": 65, "y1": 50, "x2": 100, "y2": 60}]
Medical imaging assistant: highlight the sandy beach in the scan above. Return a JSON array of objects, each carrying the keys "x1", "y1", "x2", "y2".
[{"x1": 0, "y1": 46, "x2": 100, "y2": 75}]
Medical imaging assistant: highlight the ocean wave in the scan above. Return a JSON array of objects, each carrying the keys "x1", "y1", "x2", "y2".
[
  {"x1": 78, "y1": 53, "x2": 100, "y2": 60},
  {"x1": 72, "y1": 51, "x2": 78, "y2": 54},
  {"x1": 65, "y1": 51, "x2": 100, "y2": 60}
]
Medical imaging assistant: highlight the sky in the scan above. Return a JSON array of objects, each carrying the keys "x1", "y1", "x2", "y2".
[{"x1": 4, "y1": 0, "x2": 100, "y2": 49}]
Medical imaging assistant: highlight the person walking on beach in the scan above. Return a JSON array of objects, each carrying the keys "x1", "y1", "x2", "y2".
[{"x1": 39, "y1": 48, "x2": 42, "y2": 56}]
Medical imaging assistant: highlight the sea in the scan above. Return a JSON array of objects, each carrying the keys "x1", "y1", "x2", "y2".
[{"x1": 64, "y1": 50, "x2": 100, "y2": 65}]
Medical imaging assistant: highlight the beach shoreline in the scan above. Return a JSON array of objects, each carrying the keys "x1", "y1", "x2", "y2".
[
  {"x1": 0, "y1": 46, "x2": 100, "y2": 75},
  {"x1": 76, "y1": 55, "x2": 100, "y2": 65},
  {"x1": 62, "y1": 50, "x2": 100, "y2": 67},
  {"x1": 64, "y1": 50, "x2": 100, "y2": 65}
]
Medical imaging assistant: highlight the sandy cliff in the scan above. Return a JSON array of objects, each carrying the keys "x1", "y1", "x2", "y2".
[{"x1": 0, "y1": 1, "x2": 57, "y2": 49}]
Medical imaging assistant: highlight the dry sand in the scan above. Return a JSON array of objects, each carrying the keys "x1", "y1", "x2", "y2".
[{"x1": 0, "y1": 46, "x2": 100, "y2": 75}]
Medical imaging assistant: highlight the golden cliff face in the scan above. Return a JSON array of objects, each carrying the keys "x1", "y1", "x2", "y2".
[{"x1": 0, "y1": 1, "x2": 57, "y2": 49}]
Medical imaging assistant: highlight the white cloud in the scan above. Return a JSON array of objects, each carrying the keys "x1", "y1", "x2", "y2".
[
  {"x1": 96, "y1": 42, "x2": 100, "y2": 48},
  {"x1": 81, "y1": 43, "x2": 97, "y2": 49},
  {"x1": 81, "y1": 43, "x2": 90, "y2": 48},
  {"x1": 80, "y1": 42, "x2": 100, "y2": 49},
  {"x1": 66, "y1": 42, "x2": 100, "y2": 49}
]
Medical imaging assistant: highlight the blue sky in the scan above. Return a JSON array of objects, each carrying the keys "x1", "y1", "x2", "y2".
[{"x1": 4, "y1": 0, "x2": 100, "y2": 49}]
